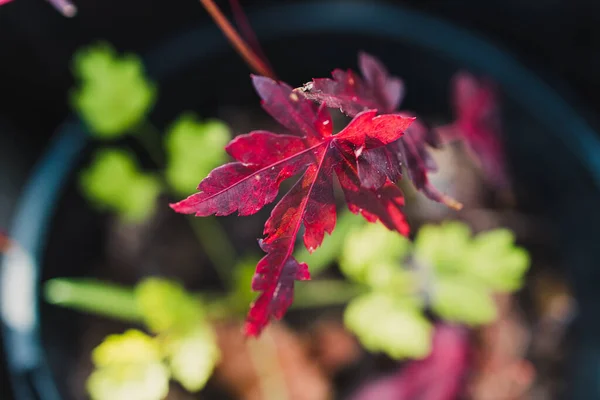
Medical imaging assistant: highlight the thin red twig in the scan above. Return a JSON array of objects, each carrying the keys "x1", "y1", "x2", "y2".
[
  {"x1": 199, "y1": 0, "x2": 275, "y2": 79},
  {"x1": 228, "y1": 0, "x2": 274, "y2": 75}
]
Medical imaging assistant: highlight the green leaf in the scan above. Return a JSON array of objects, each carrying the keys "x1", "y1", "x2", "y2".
[
  {"x1": 344, "y1": 293, "x2": 431, "y2": 359},
  {"x1": 293, "y1": 279, "x2": 366, "y2": 309},
  {"x1": 165, "y1": 326, "x2": 220, "y2": 392},
  {"x1": 134, "y1": 278, "x2": 204, "y2": 335},
  {"x1": 462, "y1": 229, "x2": 530, "y2": 291},
  {"x1": 71, "y1": 42, "x2": 156, "y2": 138},
  {"x1": 79, "y1": 149, "x2": 161, "y2": 222},
  {"x1": 165, "y1": 113, "x2": 230, "y2": 195},
  {"x1": 92, "y1": 329, "x2": 161, "y2": 366},
  {"x1": 414, "y1": 221, "x2": 472, "y2": 275},
  {"x1": 87, "y1": 330, "x2": 170, "y2": 400},
  {"x1": 44, "y1": 278, "x2": 142, "y2": 323},
  {"x1": 339, "y1": 222, "x2": 411, "y2": 285},
  {"x1": 121, "y1": 175, "x2": 162, "y2": 221},
  {"x1": 431, "y1": 276, "x2": 497, "y2": 325},
  {"x1": 365, "y1": 261, "x2": 417, "y2": 293}
]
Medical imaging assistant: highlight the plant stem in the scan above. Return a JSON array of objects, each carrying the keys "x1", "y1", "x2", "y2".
[
  {"x1": 44, "y1": 278, "x2": 142, "y2": 322},
  {"x1": 43, "y1": 278, "x2": 364, "y2": 322},
  {"x1": 199, "y1": 0, "x2": 275, "y2": 79},
  {"x1": 228, "y1": 0, "x2": 274, "y2": 74},
  {"x1": 187, "y1": 216, "x2": 237, "y2": 287},
  {"x1": 292, "y1": 280, "x2": 366, "y2": 309},
  {"x1": 132, "y1": 120, "x2": 165, "y2": 166}
]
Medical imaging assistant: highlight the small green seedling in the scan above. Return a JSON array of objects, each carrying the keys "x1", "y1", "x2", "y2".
[
  {"x1": 340, "y1": 221, "x2": 529, "y2": 359},
  {"x1": 87, "y1": 278, "x2": 220, "y2": 400},
  {"x1": 71, "y1": 43, "x2": 156, "y2": 138}
]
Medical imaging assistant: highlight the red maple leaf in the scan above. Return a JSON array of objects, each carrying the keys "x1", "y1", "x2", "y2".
[
  {"x1": 300, "y1": 52, "x2": 462, "y2": 209},
  {"x1": 171, "y1": 75, "x2": 414, "y2": 336},
  {"x1": 438, "y1": 72, "x2": 509, "y2": 189}
]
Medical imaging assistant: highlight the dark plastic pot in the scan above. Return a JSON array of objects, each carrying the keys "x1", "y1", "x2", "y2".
[{"x1": 3, "y1": 1, "x2": 600, "y2": 399}]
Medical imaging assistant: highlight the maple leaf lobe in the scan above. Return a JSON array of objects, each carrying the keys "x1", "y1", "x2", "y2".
[{"x1": 298, "y1": 52, "x2": 462, "y2": 209}]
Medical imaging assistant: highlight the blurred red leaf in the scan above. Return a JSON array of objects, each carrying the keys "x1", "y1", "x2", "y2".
[
  {"x1": 172, "y1": 75, "x2": 414, "y2": 336},
  {"x1": 351, "y1": 324, "x2": 470, "y2": 400},
  {"x1": 438, "y1": 72, "x2": 509, "y2": 189}
]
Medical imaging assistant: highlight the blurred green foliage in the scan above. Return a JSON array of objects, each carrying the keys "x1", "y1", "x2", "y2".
[
  {"x1": 340, "y1": 223, "x2": 430, "y2": 359},
  {"x1": 165, "y1": 326, "x2": 220, "y2": 392},
  {"x1": 71, "y1": 43, "x2": 156, "y2": 138},
  {"x1": 339, "y1": 220, "x2": 530, "y2": 360},
  {"x1": 72, "y1": 43, "x2": 232, "y2": 225},
  {"x1": 227, "y1": 256, "x2": 260, "y2": 315},
  {"x1": 431, "y1": 276, "x2": 497, "y2": 325},
  {"x1": 79, "y1": 149, "x2": 161, "y2": 222},
  {"x1": 165, "y1": 113, "x2": 230, "y2": 195},
  {"x1": 134, "y1": 278, "x2": 220, "y2": 392},
  {"x1": 345, "y1": 293, "x2": 432, "y2": 359},
  {"x1": 340, "y1": 222, "x2": 413, "y2": 290},
  {"x1": 135, "y1": 278, "x2": 205, "y2": 334},
  {"x1": 414, "y1": 221, "x2": 529, "y2": 324},
  {"x1": 69, "y1": 42, "x2": 232, "y2": 394},
  {"x1": 87, "y1": 330, "x2": 170, "y2": 400},
  {"x1": 461, "y1": 229, "x2": 530, "y2": 291},
  {"x1": 87, "y1": 278, "x2": 220, "y2": 400}
]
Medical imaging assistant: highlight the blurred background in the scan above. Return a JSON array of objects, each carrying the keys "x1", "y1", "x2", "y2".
[
  {"x1": 2, "y1": 0, "x2": 600, "y2": 175},
  {"x1": 2, "y1": 0, "x2": 600, "y2": 399}
]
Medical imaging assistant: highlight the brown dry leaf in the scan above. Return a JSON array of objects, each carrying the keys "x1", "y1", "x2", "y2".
[
  {"x1": 213, "y1": 321, "x2": 333, "y2": 400},
  {"x1": 531, "y1": 272, "x2": 575, "y2": 323},
  {"x1": 304, "y1": 318, "x2": 361, "y2": 373},
  {"x1": 469, "y1": 360, "x2": 535, "y2": 400},
  {"x1": 468, "y1": 294, "x2": 535, "y2": 400}
]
